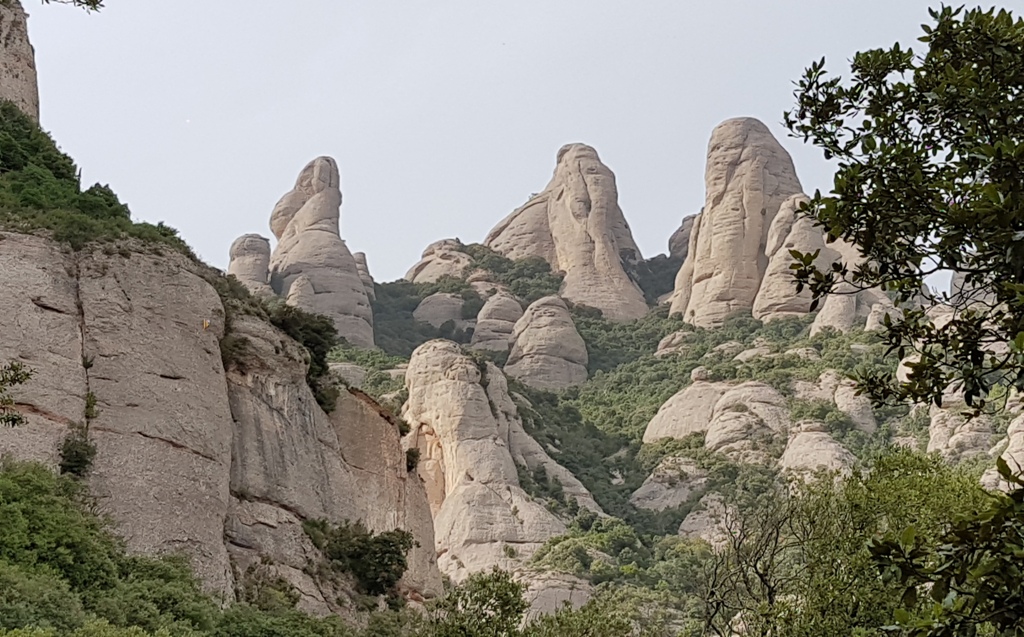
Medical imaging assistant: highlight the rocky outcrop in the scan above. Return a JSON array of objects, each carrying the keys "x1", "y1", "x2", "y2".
[
  {"x1": 484, "y1": 144, "x2": 647, "y2": 321},
  {"x1": 792, "y1": 370, "x2": 877, "y2": 434},
  {"x1": 470, "y1": 292, "x2": 523, "y2": 352},
  {"x1": 927, "y1": 403, "x2": 993, "y2": 463},
  {"x1": 629, "y1": 456, "x2": 709, "y2": 512},
  {"x1": 267, "y1": 157, "x2": 374, "y2": 348},
  {"x1": 504, "y1": 296, "x2": 588, "y2": 390},
  {"x1": 654, "y1": 330, "x2": 698, "y2": 358},
  {"x1": 0, "y1": 232, "x2": 442, "y2": 607},
  {"x1": 227, "y1": 234, "x2": 273, "y2": 295},
  {"x1": 642, "y1": 373, "x2": 727, "y2": 443},
  {"x1": 669, "y1": 118, "x2": 803, "y2": 327},
  {"x1": 809, "y1": 286, "x2": 891, "y2": 335},
  {"x1": 752, "y1": 194, "x2": 825, "y2": 321},
  {"x1": 982, "y1": 414, "x2": 1024, "y2": 491},
  {"x1": 401, "y1": 340, "x2": 600, "y2": 584},
  {"x1": 668, "y1": 214, "x2": 698, "y2": 261},
  {"x1": 405, "y1": 239, "x2": 473, "y2": 284},
  {"x1": 0, "y1": 0, "x2": 38, "y2": 121},
  {"x1": 413, "y1": 292, "x2": 468, "y2": 329},
  {"x1": 225, "y1": 316, "x2": 442, "y2": 609},
  {"x1": 353, "y1": 252, "x2": 375, "y2": 301},
  {"x1": 779, "y1": 421, "x2": 855, "y2": 478}
]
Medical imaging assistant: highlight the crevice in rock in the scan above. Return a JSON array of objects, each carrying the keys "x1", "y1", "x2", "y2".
[
  {"x1": 12, "y1": 402, "x2": 77, "y2": 427},
  {"x1": 30, "y1": 296, "x2": 68, "y2": 314},
  {"x1": 230, "y1": 490, "x2": 307, "y2": 521}
]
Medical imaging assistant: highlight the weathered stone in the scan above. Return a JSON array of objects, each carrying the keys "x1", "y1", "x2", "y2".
[
  {"x1": 268, "y1": 157, "x2": 374, "y2": 348},
  {"x1": 703, "y1": 340, "x2": 745, "y2": 360},
  {"x1": 928, "y1": 403, "x2": 993, "y2": 462},
  {"x1": 470, "y1": 292, "x2": 523, "y2": 352},
  {"x1": 668, "y1": 214, "x2": 698, "y2": 261},
  {"x1": 353, "y1": 252, "x2": 375, "y2": 301},
  {"x1": 982, "y1": 415, "x2": 1024, "y2": 491},
  {"x1": 402, "y1": 340, "x2": 600, "y2": 584},
  {"x1": 810, "y1": 285, "x2": 890, "y2": 336},
  {"x1": 678, "y1": 494, "x2": 731, "y2": 549},
  {"x1": 413, "y1": 292, "x2": 469, "y2": 329},
  {"x1": 733, "y1": 346, "x2": 771, "y2": 362},
  {"x1": 642, "y1": 381, "x2": 727, "y2": 443},
  {"x1": 227, "y1": 233, "x2": 272, "y2": 296},
  {"x1": 505, "y1": 296, "x2": 588, "y2": 390},
  {"x1": 629, "y1": 457, "x2": 709, "y2": 511},
  {"x1": 779, "y1": 421, "x2": 855, "y2": 478},
  {"x1": 0, "y1": 1, "x2": 38, "y2": 121},
  {"x1": 669, "y1": 118, "x2": 803, "y2": 327},
  {"x1": 752, "y1": 194, "x2": 830, "y2": 321},
  {"x1": 485, "y1": 144, "x2": 647, "y2": 321},
  {"x1": 784, "y1": 347, "x2": 821, "y2": 361},
  {"x1": 328, "y1": 362, "x2": 367, "y2": 388},
  {"x1": 655, "y1": 330, "x2": 698, "y2": 358},
  {"x1": 405, "y1": 239, "x2": 473, "y2": 284}
]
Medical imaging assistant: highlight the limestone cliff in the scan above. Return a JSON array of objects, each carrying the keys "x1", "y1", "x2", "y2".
[
  {"x1": 0, "y1": 232, "x2": 441, "y2": 609},
  {"x1": 0, "y1": 0, "x2": 38, "y2": 121},
  {"x1": 669, "y1": 118, "x2": 803, "y2": 327},
  {"x1": 484, "y1": 144, "x2": 647, "y2": 321},
  {"x1": 401, "y1": 340, "x2": 600, "y2": 584}
]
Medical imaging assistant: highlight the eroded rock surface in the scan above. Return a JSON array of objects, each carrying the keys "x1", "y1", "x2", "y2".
[
  {"x1": 413, "y1": 292, "x2": 468, "y2": 329},
  {"x1": 470, "y1": 292, "x2": 523, "y2": 352},
  {"x1": 505, "y1": 296, "x2": 588, "y2": 390},
  {"x1": 268, "y1": 157, "x2": 374, "y2": 347},
  {"x1": 669, "y1": 118, "x2": 803, "y2": 327},
  {"x1": 485, "y1": 144, "x2": 647, "y2": 321},
  {"x1": 401, "y1": 340, "x2": 600, "y2": 585},
  {"x1": 405, "y1": 239, "x2": 473, "y2": 284},
  {"x1": 780, "y1": 421, "x2": 854, "y2": 478},
  {"x1": 353, "y1": 252, "x2": 375, "y2": 301},
  {"x1": 227, "y1": 234, "x2": 273, "y2": 295},
  {"x1": 752, "y1": 194, "x2": 827, "y2": 321},
  {"x1": 0, "y1": 233, "x2": 442, "y2": 607},
  {"x1": 669, "y1": 214, "x2": 698, "y2": 261},
  {"x1": 0, "y1": 1, "x2": 38, "y2": 121},
  {"x1": 630, "y1": 457, "x2": 709, "y2": 511}
]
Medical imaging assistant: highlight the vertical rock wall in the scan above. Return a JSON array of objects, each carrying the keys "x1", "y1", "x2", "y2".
[{"x1": 0, "y1": 0, "x2": 39, "y2": 121}]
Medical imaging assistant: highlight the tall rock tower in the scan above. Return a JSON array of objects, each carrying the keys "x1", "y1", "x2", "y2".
[{"x1": 0, "y1": 0, "x2": 39, "y2": 121}]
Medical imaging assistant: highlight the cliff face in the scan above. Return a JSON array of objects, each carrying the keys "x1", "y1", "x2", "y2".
[
  {"x1": 0, "y1": 0, "x2": 38, "y2": 121},
  {"x1": 484, "y1": 144, "x2": 648, "y2": 321},
  {"x1": 0, "y1": 232, "x2": 441, "y2": 607}
]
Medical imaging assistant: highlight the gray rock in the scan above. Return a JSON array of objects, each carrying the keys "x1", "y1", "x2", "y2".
[
  {"x1": 227, "y1": 234, "x2": 273, "y2": 296},
  {"x1": 0, "y1": 1, "x2": 38, "y2": 121},
  {"x1": 505, "y1": 296, "x2": 588, "y2": 390}
]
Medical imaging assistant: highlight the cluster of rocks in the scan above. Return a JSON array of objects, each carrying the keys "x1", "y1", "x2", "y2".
[
  {"x1": 401, "y1": 339, "x2": 600, "y2": 605},
  {"x1": 228, "y1": 157, "x2": 375, "y2": 348},
  {"x1": 666, "y1": 118, "x2": 894, "y2": 333}
]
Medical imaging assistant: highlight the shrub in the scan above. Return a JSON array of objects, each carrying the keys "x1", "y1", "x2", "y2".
[
  {"x1": 263, "y1": 301, "x2": 340, "y2": 412},
  {"x1": 302, "y1": 520, "x2": 415, "y2": 597},
  {"x1": 0, "y1": 361, "x2": 33, "y2": 427},
  {"x1": 58, "y1": 428, "x2": 96, "y2": 478},
  {"x1": 0, "y1": 562, "x2": 86, "y2": 633},
  {"x1": 405, "y1": 448, "x2": 420, "y2": 472}
]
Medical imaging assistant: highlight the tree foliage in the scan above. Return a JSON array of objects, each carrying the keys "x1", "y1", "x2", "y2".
[{"x1": 785, "y1": 6, "x2": 1024, "y2": 411}]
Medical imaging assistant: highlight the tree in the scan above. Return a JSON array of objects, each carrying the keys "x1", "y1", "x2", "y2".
[
  {"x1": 40, "y1": 1, "x2": 103, "y2": 11},
  {"x1": 0, "y1": 362, "x2": 32, "y2": 427},
  {"x1": 425, "y1": 568, "x2": 528, "y2": 637},
  {"x1": 870, "y1": 458, "x2": 1024, "y2": 636},
  {"x1": 784, "y1": 6, "x2": 1024, "y2": 411}
]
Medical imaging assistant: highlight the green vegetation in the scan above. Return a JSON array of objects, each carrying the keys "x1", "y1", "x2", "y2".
[
  {"x1": 371, "y1": 280, "x2": 472, "y2": 358},
  {"x1": 0, "y1": 361, "x2": 32, "y2": 427},
  {"x1": 457, "y1": 244, "x2": 564, "y2": 304},
  {"x1": 786, "y1": 6, "x2": 1024, "y2": 412},
  {"x1": 57, "y1": 428, "x2": 95, "y2": 478},
  {"x1": 302, "y1": 520, "x2": 415, "y2": 598},
  {"x1": 0, "y1": 102, "x2": 193, "y2": 256},
  {"x1": 327, "y1": 345, "x2": 406, "y2": 404}
]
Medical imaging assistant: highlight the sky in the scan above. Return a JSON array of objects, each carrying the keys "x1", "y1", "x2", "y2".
[{"x1": 27, "y1": 0, "x2": 942, "y2": 283}]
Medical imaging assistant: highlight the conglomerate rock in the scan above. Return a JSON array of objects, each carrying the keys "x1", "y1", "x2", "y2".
[{"x1": 504, "y1": 296, "x2": 588, "y2": 390}]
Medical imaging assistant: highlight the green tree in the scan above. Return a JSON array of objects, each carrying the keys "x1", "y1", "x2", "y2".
[
  {"x1": 40, "y1": 1, "x2": 103, "y2": 11},
  {"x1": 871, "y1": 458, "x2": 1024, "y2": 637},
  {"x1": 784, "y1": 6, "x2": 1024, "y2": 411},
  {"x1": 425, "y1": 568, "x2": 528, "y2": 637},
  {"x1": 0, "y1": 362, "x2": 32, "y2": 427}
]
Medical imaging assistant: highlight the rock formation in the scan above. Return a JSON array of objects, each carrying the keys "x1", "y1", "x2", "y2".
[
  {"x1": 413, "y1": 292, "x2": 469, "y2": 329},
  {"x1": 751, "y1": 194, "x2": 827, "y2": 321},
  {"x1": 630, "y1": 457, "x2": 709, "y2": 512},
  {"x1": 780, "y1": 421, "x2": 855, "y2": 478},
  {"x1": 809, "y1": 285, "x2": 891, "y2": 335},
  {"x1": 654, "y1": 330, "x2": 699, "y2": 358},
  {"x1": 927, "y1": 403, "x2": 993, "y2": 462},
  {"x1": 405, "y1": 239, "x2": 473, "y2": 284},
  {"x1": 983, "y1": 414, "x2": 1024, "y2": 491},
  {"x1": 504, "y1": 296, "x2": 588, "y2": 390},
  {"x1": 669, "y1": 118, "x2": 804, "y2": 327},
  {"x1": 353, "y1": 252, "x2": 375, "y2": 301},
  {"x1": 642, "y1": 372, "x2": 727, "y2": 443},
  {"x1": 0, "y1": 233, "x2": 441, "y2": 608},
  {"x1": 470, "y1": 292, "x2": 523, "y2": 352},
  {"x1": 0, "y1": 0, "x2": 38, "y2": 121},
  {"x1": 227, "y1": 234, "x2": 273, "y2": 295},
  {"x1": 668, "y1": 214, "x2": 698, "y2": 261},
  {"x1": 484, "y1": 144, "x2": 647, "y2": 321},
  {"x1": 266, "y1": 157, "x2": 374, "y2": 348},
  {"x1": 401, "y1": 340, "x2": 600, "y2": 584}
]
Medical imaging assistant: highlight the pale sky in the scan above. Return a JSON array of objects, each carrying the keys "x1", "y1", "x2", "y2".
[{"x1": 28, "y1": 0, "x2": 941, "y2": 283}]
